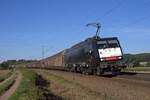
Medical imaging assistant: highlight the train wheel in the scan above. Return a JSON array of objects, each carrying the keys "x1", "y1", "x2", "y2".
[
  {"x1": 81, "y1": 68, "x2": 86, "y2": 74},
  {"x1": 93, "y1": 69, "x2": 97, "y2": 75},
  {"x1": 74, "y1": 66, "x2": 78, "y2": 73},
  {"x1": 81, "y1": 67, "x2": 89, "y2": 75},
  {"x1": 96, "y1": 67, "x2": 103, "y2": 76}
]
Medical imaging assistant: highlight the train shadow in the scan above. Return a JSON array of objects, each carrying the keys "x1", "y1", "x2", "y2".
[
  {"x1": 119, "y1": 72, "x2": 137, "y2": 76},
  {"x1": 101, "y1": 74, "x2": 117, "y2": 78},
  {"x1": 101, "y1": 72, "x2": 137, "y2": 78}
]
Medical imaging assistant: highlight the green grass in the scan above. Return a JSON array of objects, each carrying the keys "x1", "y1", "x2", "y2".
[
  {"x1": 9, "y1": 69, "x2": 53, "y2": 100},
  {"x1": 0, "y1": 70, "x2": 13, "y2": 83},
  {"x1": 122, "y1": 67, "x2": 150, "y2": 72},
  {"x1": 0, "y1": 72, "x2": 16, "y2": 95}
]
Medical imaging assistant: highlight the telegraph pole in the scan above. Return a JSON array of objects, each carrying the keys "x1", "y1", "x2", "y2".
[
  {"x1": 42, "y1": 45, "x2": 45, "y2": 59},
  {"x1": 41, "y1": 45, "x2": 45, "y2": 69}
]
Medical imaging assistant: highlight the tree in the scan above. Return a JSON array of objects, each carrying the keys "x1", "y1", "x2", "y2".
[{"x1": 0, "y1": 62, "x2": 9, "y2": 69}]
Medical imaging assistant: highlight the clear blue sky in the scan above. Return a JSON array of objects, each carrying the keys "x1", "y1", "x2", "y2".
[{"x1": 0, "y1": 0, "x2": 150, "y2": 61}]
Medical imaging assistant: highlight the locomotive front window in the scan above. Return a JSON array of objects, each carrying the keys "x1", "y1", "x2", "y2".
[
  {"x1": 108, "y1": 40, "x2": 119, "y2": 48},
  {"x1": 97, "y1": 40, "x2": 119, "y2": 49},
  {"x1": 97, "y1": 41, "x2": 107, "y2": 49}
]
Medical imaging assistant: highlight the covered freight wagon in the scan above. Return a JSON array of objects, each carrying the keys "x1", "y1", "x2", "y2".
[{"x1": 41, "y1": 51, "x2": 66, "y2": 70}]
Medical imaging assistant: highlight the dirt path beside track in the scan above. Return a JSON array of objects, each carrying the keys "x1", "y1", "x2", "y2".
[
  {"x1": 35, "y1": 69, "x2": 150, "y2": 100},
  {"x1": 0, "y1": 71, "x2": 22, "y2": 100}
]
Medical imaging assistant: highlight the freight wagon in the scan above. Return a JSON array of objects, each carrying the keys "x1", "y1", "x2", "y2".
[
  {"x1": 39, "y1": 36, "x2": 123, "y2": 75},
  {"x1": 41, "y1": 51, "x2": 65, "y2": 70}
]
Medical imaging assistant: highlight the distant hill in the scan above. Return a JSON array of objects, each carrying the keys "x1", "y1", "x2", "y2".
[{"x1": 123, "y1": 53, "x2": 150, "y2": 67}]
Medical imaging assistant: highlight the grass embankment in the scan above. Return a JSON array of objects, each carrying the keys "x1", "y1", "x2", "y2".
[
  {"x1": 0, "y1": 71, "x2": 16, "y2": 95},
  {"x1": 0, "y1": 70, "x2": 13, "y2": 83},
  {"x1": 36, "y1": 70, "x2": 110, "y2": 100},
  {"x1": 123, "y1": 67, "x2": 150, "y2": 72},
  {"x1": 9, "y1": 69, "x2": 60, "y2": 100}
]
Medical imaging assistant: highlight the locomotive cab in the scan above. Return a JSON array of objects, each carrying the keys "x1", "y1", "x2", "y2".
[
  {"x1": 94, "y1": 37, "x2": 123, "y2": 75},
  {"x1": 64, "y1": 36, "x2": 124, "y2": 75},
  {"x1": 96, "y1": 37, "x2": 123, "y2": 62}
]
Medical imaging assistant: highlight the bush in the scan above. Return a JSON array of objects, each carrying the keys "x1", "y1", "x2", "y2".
[{"x1": 0, "y1": 63, "x2": 9, "y2": 69}]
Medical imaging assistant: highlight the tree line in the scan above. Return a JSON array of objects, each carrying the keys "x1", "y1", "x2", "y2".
[
  {"x1": 0, "y1": 59, "x2": 37, "y2": 69},
  {"x1": 123, "y1": 53, "x2": 150, "y2": 67}
]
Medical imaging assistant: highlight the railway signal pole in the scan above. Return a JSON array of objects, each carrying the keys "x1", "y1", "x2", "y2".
[
  {"x1": 42, "y1": 45, "x2": 45, "y2": 59},
  {"x1": 40, "y1": 45, "x2": 45, "y2": 69},
  {"x1": 86, "y1": 22, "x2": 101, "y2": 38}
]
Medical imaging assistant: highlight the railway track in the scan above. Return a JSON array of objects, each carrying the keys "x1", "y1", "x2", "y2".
[
  {"x1": 36, "y1": 68, "x2": 150, "y2": 82},
  {"x1": 34, "y1": 68, "x2": 150, "y2": 83},
  {"x1": 117, "y1": 72, "x2": 150, "y2": 82}
]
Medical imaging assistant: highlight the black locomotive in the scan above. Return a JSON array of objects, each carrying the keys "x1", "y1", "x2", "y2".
[{"x1": 64, "y1": 36, "x2": 123, "y2": 75}]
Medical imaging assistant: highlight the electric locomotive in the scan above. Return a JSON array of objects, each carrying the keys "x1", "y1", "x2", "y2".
[{"x1": 64, "y1": 36, "x2": 123, "y2": 75}]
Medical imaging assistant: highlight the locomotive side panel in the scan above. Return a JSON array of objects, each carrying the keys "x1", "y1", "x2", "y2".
[{"x1": 64, "y1": 39, "x2": 94, "y2": 66}]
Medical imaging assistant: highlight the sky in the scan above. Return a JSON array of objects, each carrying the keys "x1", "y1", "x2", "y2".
[{"x1": 0, "y1": 0, "x2": 150, "y2": 61}]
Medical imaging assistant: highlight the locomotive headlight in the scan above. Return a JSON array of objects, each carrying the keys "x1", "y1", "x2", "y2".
[
  {"x1": 101, "y1": 58, "x2": 104, "y2": 61},
  {"x1": 118, "y1": 56, "x2": 122, "y2": 59},
  {"x1": 89, "y1": 50, "x2": 92, "y2": 54}
]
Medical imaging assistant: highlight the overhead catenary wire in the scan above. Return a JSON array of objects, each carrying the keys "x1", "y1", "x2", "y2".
[
  {"x1": 95, "y1": 0, "x2": 150, "y2": 27},
  {"x1": 102, "y1": 0, "x2": 125, "y2": 18},
  {"x1": 124, "y1": 15, "x2": 150, "y2": 27},
  {"x1": 96, "y1": 0, "x2": 150, "y2": 29},
  {"x1": 95, "y1": 0, "x2": 126, "y2": 21}
]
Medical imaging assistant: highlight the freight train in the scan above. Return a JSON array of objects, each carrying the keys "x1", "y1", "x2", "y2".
[{"x1": 28, "y1": 36, "x2": 123, "y2": 75}]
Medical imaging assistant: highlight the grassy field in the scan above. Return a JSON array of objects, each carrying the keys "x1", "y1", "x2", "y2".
[
  {"x1": 0, "y1": 71, "x2": 16, "y2": 95},
  {"x1": 9, "y1": 69, "x2": 57, "y2": 100},
  {"x1": 35, "y1": 69, "x2": 150, "y2": 100},
  {"x1": 35, "y1": 70, "x2": 109, "y2": 100},
  {"x1": 0, "y1": 70, "x2": 13, "y2": 83},
  {"x1": 0, "y1": 70, "x2": 10, "y2": 76}
]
